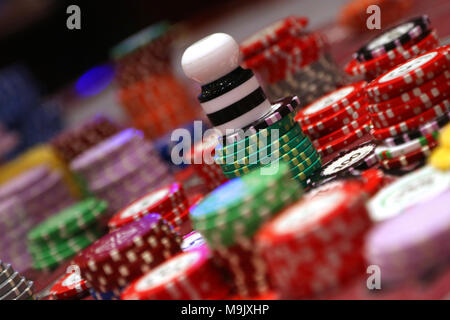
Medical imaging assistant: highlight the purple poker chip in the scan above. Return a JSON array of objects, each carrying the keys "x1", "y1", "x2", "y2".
[
  {"x1": 88, "y1": 143, "x2": 163, "y2": 192},
  {"x1": 0, "y1": 166, "x2": 50, "y2": 202},
  {"x1": 70, "y1": 128, "x2": 145, "y2": 175},
  {"x1": 0, "y1": 198, "x2": 27, "y2": 234},
  {"x1": 96, "y1": 166, "x2": 173, "y2": 215},
  {"x1": 365, "y1": 188, "x2": 450, "y2": 285}
]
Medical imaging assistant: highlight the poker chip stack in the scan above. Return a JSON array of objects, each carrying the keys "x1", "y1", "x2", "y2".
[
  {"x1": 429, "y1": 124, "x2": 450, "y2": 170},
  {"x1": 366, "y1": 175, "x2": 450, "y2": 285},
  {"x1": 346, "y1": 16, "x2": 439, "y2": 81},
  {"x1": 366, "y1": 46, "x2": 450, "y2": 171},
  {"x1": 0, "y1": 261, "x2": 35, "y2": 300},
  {"x1": 121, "y1": 245, "x2": 230, "y2": 300},
  {"x1": 72, "y1": 214, "x2": 182, "y2": 299},
  {"x1": 240, "y1": 16, "x2": 345, "y2": 106},
  {"x1": 0, "y1": 166, "x2": 75, "y2": 272},
  {"x1": 0, "y1": 144, "x2": 82, "y2": 198},
  {"x1": 51, "y1": 115, "x2": 121, "y2": 163},
  {"x1": 256, "y1": 180, "x2": 372, "y2": 299},
  {"x1": 182, "y1": 33, "x2": 322, "y2": 187},
  {"x1": 112, "y1": 22, "x2": 199, "y2": 140},
  {"x1": 184, "y1": 135, "x2": 228, "y2": 192},
  {"x1": 70, "y1": 128, "x2": 173, "y2": 219},
  {"x1": 27, "y1": 198, "x2": 109, "y2": 271},
  {"x1": 294, "y1": 82, "x2": 372, "y2": 160},
  {"x1": 108, "y1": 183, "x2": 192, "y2": 236},
  {"x1": 190, "y1": 162, "x2": 302, "y2": 297}
]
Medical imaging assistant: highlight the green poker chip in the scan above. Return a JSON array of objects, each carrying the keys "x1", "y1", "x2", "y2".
[
  {"x1": 192, "y1": 162, "x2": 292, "y2": 221},
  {"x1": 28, "y1": 198, "x2": 108, "y2": 243},
  {"x1": 292, "y1": 157, "x2": 323, "y2": 187},
  {"x1": 191, "y1": 162, "x2": 302, "y2": 247},
  {"x1": 289, "y1": 150, "x2": 321, "y2": 177},
  {"x1": 200, "y1": 181, "x2": 301, "y2": 248},
  {"x1": 216, "y1": 123, "x2": 305, "y2": 165},
  {"x1": 218, "y1": 126, "x2": 306, "y2": 172},
  {"x1": 28, "y1": 227, "x2": 102, "y2": 258},
  {"x1": 219, "y1": 112, "x2": 297, "y2": 156},
  {"x1": 221, "y1": 133, "x2": 312, "y2": 178},
  {"x1": 31, "y1": 231, "x2": 98, "y2": 271}
]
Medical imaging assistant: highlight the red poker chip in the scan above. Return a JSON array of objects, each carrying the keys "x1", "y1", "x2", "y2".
[
  {"x1": 185, "y1": 134, "x2": 219, "y2": 166},
  {"x1": 371, "y1": 99, "x2": 450, "y2": 140},
  {"x1": 380, "y1": 142, "x2": 437, "y2": 170},
  {"x1": 345, "y1": 30, "x2": 440, "y2": 79},
  {"x1": 73, "y1": 215, "x2": 182, "y2": 292},
  {"x1": 121, "y1": 246, "x2": 230, "y2": 300},
  {"x1": 255, "y1": 181, "x2": 371, "y2": 299},
  {"x1": 368, "y1": 70, "x2": 450, "y2": 111},
  {"x1": 317, "y1": 122, "x2": 372, "y2": 156},
  {"x1": 360, "y1": 168, "x2": 389, "y2": 196},
  {"x1": 244, "y1": 32, "x2": 325, "y2": 84},
  {"x1": 108, "y1": 183, "x2": 186, "y2": 230},
  {"x1": 366, "y1": 46, "x2": 450, "y2": 100},
  {"x1": 302, "y1": 103, "x2": 369, "y2": 139},
  {"x1": 212, "y1": 238, "x2": 272, "y2": 298},
  {"x1": 313, "y1": 114, "x2": 370, "y2": 148},
  {"x1": 49, "y1": 272, "x2": 90, "y2": 300},
  {"x1": 240, "y1": 16, "x2": 308, "y2": 60},
  {"x1": 370, "y1": 88, "x2": 449, "y2": 129},
  {"x1": 295, "y1": 82, "x2": 367, "y2": 126}
]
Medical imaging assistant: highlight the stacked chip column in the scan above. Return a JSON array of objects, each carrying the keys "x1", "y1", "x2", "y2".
[
  {"x1": 240, "y1": 16, "x2": 345, "y2": 106},
  {"x1": 182, "y1": 33, "x2": 322, "y2": 186}
]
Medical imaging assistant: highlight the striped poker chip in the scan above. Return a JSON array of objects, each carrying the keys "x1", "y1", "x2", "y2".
[
  {"x1": 108, "y1": 183, "x2": 186, "y2": 230},
  {"x1": 371, "y1": 99, "x2": 450, "y2": 140},
  {"x1": 376, "y1": 131, "x2": 440, "y2": 160},
  {"x1": 256, "y1": 181, "x2": 372, "y2": 299},
  {"x1": 317, "y1": 122, "x2": 372, "y2": 156},
  {"x1": 240, "y1": 16, "x2": 308, "y2": 60},
  {"x1": 383, "y1": 111, "x2": 450, "y2": 146},
  {"x1": 0, "y1": 264, "x2": 14, "y2": 284},
  {"x1": 355, "y1": 15, "x2": 431, "y2": 62},
  {"x1": 365, "y1": 188, "x2": 450, "y2": 285},
  {"x1": 14, "y1": 281, "x2": 35, "y2": 300},
  {"x1": 296, "y1": 82, "x2": 367, "y2": 126},
  {"x1": 121, "y1": 246, "x2": 230, "y2": 300},
  {"x1": 380, "y1": 142, "x2": 437, "y2": 170},
  {"x1": 0, "y1": 278, "x2": 29, "y2": 300},
  {"x1": 0, "y1": 272, "x2": 23, "y2": 297},
  {"x1": 346, "y1": 29, "x2": 440, "y2": 78},
  {"x1": 366, "y1": 46, "x2": 450, "y2": 100},
  {"x1": 320, "y1": 143, "x2": 377, "y2": 178}
]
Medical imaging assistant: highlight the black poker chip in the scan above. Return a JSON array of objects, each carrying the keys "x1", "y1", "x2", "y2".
[{"x1": 355, "y1": 15, "x2": 431, "y2": 62}]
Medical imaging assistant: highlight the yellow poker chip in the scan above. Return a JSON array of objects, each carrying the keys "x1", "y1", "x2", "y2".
[
  {"x1": 439, "y1": 125, "x2": 450, "y2": 149},
  {"x1": 429, "y1": 147, "x2": 450, "y2": 171}
]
